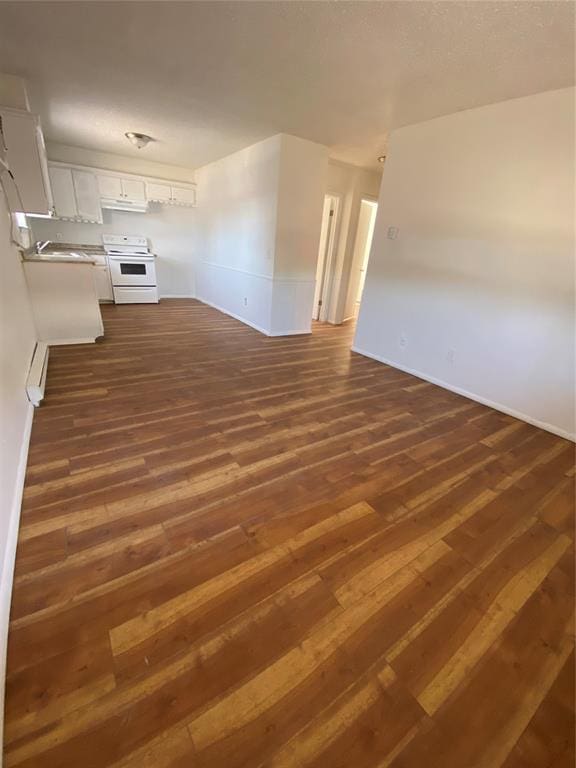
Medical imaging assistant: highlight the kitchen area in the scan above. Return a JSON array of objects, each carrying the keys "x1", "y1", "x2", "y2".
[{"x1": 1, "y1": 93, "x2": 198, "y2": 350}]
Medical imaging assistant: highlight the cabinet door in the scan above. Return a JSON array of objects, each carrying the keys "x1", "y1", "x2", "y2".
[
  {"x1": 93, "y1": 265, "x2": 113, "y2": 301},
  {"x1": 121, "y1": 178, "x2": 146, "y2": 202},
  {"x1": 170, "y1": 186, "x2": 196, "y2": 206},
  {"x1": 145, "y1": 182, "x2": 171, "y2": 202},
  {"x1": 0, "y1": 109, "x2": 52, "y2": 215},
  {"x1": 72, "y1": 170, "x2": 102, "y2": 223},
  {"x1": 97, "y1": 174, "x2": 122, "y2": 200},
  {"x1": 49, "y1": 166, "x2": 77, "y2": 219}
]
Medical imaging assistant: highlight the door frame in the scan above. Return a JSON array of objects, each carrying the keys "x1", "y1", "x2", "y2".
[
  {"x1": 343, "y1": 195, "x2": 379, "y2": 322},
  {"x1": 354, "y1": 196, "x2": 378, "y2": 315},
  {"x1": 313, "y1": 194, "x2": 341, "y2": 322}
]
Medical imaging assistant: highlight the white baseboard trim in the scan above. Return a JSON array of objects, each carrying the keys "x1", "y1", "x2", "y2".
[
  {"x1": 268, "y1": 329, "x2": 312, "y2": 337},
  {"x1": 47, "y1": 337, "x2": 98, "y2": 346},
  {"x1": 159, "y1": 294, "x2": 196, "y2": 299},
  {"x1": 0, "y1": 401, "x2": 34, "y2": 753},
  {"x1": 197, "y1": 296, "x2": 312, "y2": 338},
  {"x1": 351, "y1": 346, "x2": 575, "y2": 442},
  {"x1": 196, "y1": 296, "x2": 271, "y2": 336}
]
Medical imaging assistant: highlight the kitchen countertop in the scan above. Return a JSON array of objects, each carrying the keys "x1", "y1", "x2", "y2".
[
  {"x1": 23, "y1": 253, "x2": 97, "y2": 264},
  {"x1": 22, "y1": 241, "x2": 106, "y2": 265}
]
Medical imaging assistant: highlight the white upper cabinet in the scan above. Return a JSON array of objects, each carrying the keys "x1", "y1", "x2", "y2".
[
  {"x1": 145, "y1": 181, "x2": 172, "y2": 202},
  {"x1": 97, "y1": 174, "x2": 122, "y2": 200},
  {"x1": 97, "y1": 174, "x2": 146, "y2": 202},
  {"x1": 72, "y1": 170, "x2": 102, "y2": 222},
  {"x1": 49, "y1": 166, "x2": 77, "y2": 219},
  {"x1": 48, "y1": 162, "x2": 196, "y2": 213},
  {"x1": 171, "y1": 186, "x2": 196, "y2": 206},
  {"x1": 121, "y1": 178, "x2": 146, "y2": 202},
  {"x1": 145, "y1": 181, "x2": 196, "y2": 206},
  {"x1": 0, "y1": 108, "x2": 53, "y2": 216},
  {"x1": 49, "y1": 165, "x2": 102, "y2": 223}
]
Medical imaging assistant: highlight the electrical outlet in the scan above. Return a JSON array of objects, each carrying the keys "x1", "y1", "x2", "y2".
[
  {"x1": 447, "y1": 348, "x2": 456, "y2": 364},
  {"x1": 399, "y1": 333, "x2": 408, "y2": 349},
  {"x1": 387, "y1": 226, "x2": 399, "y2": 240},
  {"x1": 243, "y1": 297, "x2": 248, "y2": 307}
]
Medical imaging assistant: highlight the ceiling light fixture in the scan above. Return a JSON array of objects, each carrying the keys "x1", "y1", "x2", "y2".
[
  {"x1": 125, "y1": 132, "x2": 154, "y2": 149},
  {"x1": 378, "y1": 155, "x2": 386, "y2": 164}
]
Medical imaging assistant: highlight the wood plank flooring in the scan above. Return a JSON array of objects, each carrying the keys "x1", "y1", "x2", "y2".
[{"x1": 4, "y1": 299, "x2": 575, "y2": 768}]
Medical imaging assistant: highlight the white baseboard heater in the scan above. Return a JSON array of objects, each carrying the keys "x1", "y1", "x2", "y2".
[{"x1": 26, "y1": 342, "x2": 49, "y2": 406}]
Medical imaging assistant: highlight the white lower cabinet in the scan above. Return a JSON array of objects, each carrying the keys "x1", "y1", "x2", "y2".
[
  {"x1": 24, "y1": 261, "x2": 104, "y2": 344},
  {"x1": 93, "y1": 265, "x2": 113, "y2": 301}
]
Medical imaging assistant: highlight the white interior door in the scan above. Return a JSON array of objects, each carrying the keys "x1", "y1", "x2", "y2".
[
  {"x1": 348, "y1": 200, "x2": 378, "y2": 318},
  {"x1": 355, "y1": 202, "x2": 377, "y2": 314},
  {"x1": 313, "y1": 195, "x2": 339, "y2": 321}
]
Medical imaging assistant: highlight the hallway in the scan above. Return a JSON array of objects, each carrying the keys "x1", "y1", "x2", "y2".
[{"x1": 4, "y1": 299, "x2": 574, "y2": 767}]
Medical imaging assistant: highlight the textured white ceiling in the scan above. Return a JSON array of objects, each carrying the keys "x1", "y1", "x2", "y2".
[{"x1": 0, "y1": 1, "x2": 573, "y2": 171}]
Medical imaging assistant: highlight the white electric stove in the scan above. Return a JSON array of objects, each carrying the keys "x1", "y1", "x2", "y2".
[{"x1": 103, "y1": 234, "x2": 158, "y2": 304}]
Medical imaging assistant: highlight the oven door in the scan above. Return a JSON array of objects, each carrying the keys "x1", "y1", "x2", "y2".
[{"x1": 108, "y1": 256, "x2": 156, "y2": 286}]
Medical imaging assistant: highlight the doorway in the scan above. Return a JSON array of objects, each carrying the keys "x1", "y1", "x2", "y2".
[
  {"x1": 347, "y1": 198, "x2": 378, "y2": 318},
  {"x1": 312, "y1": 194, "x2": 340, "y2": 322}
]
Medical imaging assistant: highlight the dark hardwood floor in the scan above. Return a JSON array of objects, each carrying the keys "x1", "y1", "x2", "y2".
[{"x1": 4, "y1": 299, "x2": 575, "y2": 767}]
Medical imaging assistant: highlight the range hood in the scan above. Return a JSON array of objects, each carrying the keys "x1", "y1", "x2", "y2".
[{"x1": 101, "y1": 198, "x2": 149, "y2": 213}]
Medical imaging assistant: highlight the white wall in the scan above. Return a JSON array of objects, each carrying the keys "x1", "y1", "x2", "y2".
[
  {"x1": 0, "y1": 187, "x2": 37, "y2": 749},
  {"x1": 355, "y1": 87, "x2": 575, "y2": 439},
  {"x1": 197, "y1": 133, "x2": 328, "y2": 335},
  {"x1": 325, "y1": 162, "x2": 382, "y2": 324},
  {"x1": 275, "y1": 135, "x2": 328, "y2": 281},
  {"x1": 196, "y1": 134, "x2": 280, "y2": 332},
  {"x1": 272, "y1": 135, "x2": 328, "y2": 334},
  {"x1": 31, "y1": 204, "x2": 197, "y2": 298}
]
